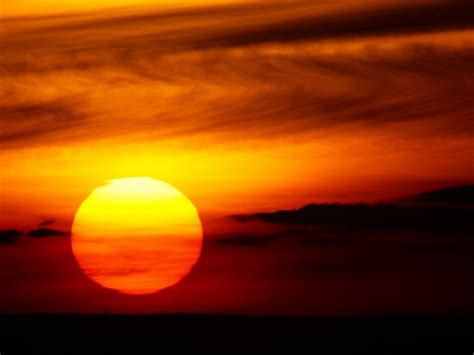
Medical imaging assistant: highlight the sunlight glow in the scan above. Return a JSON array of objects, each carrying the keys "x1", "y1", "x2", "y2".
[{"x1": 71, "y1": 177, "x2": 203, "y2": 295}]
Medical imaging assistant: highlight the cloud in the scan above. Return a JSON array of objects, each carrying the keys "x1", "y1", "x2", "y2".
[
  {"x1": 218, "y1": 185, "x2": 474, "y2": 252},
  {"x1": 7, "y1": 1, "x2": 473, "y2": 52},
  {"x1": 202, "y1": 0, "x2": 474, "y2": 49},
  {"x1": 233, "y1": 203, "x2": 474, "y2": 234},
  {"x1": 0, "y1": 0, "x2": 473, "y2": 148},
  {"x1": 0, "y1": 230, "x2": 22, "y2": 245},
  {"x1": 0, "y1": 99, "x2": 85, "y2": 147},
  {"x1": 27, "y1": 228, "x2": 70, "y2": 238},
  {"x1": 233, "y1": 185, "x2": 474, "y2": 234},
  {"x1": 398, "y1": 184, "x2": 474, "y2": 207},
  {"x1": 0, "y1": 221, "x2": 69, "y2": 241}
]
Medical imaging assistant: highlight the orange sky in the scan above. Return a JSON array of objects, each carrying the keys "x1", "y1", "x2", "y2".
[
  {"x1": 1, "y1": 0, "x2": 474, "y2": 231},
  {"x1": 2, "y1": 0, "x2": 234, "y2": 16}
]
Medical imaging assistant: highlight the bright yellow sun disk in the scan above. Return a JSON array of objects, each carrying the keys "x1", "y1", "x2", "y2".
[{"x1": 71, "y1": 177, "x2": 203, "y2": 295}]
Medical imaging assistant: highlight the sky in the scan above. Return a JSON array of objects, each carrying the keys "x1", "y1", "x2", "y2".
[
  {"x1": 2, "y1": 0, "x2": 229, "y2": 16},
  {"x1": 0, "y1": 0, "x2": 473, "y2": 314}
]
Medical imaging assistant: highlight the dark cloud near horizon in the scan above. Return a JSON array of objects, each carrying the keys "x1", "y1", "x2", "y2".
[
  {"x1": 27, "y1": 228, "x2": 70, "y2": 238},
  {"x1": 400, "y1": 184, "x2": 474, "y2": 206},
  {"x1": 214, "y1": 185, "x2": 474, "y2": 249},
  {"x1": 0, "y1": 230, "x2": 21, "y2": 245},
  {"x1": 233, "y1": 203, "x2": 474, "y2": 234},
  {"x1": 0, "y1": 227, "x2": 70, "y2": 245},
  {"x1": 0, "y1": 0, "x2": 473, "y2": 148},
  {"x1": 232, "y1": 185, "x2": 474, "y2": 235}
]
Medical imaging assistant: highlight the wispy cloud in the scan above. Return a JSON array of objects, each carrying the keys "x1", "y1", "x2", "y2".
[{"x1": 1, "y1": 1, "x2": 473, "y2": 149}]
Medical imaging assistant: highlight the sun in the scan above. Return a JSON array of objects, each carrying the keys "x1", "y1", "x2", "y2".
[{"x1": 71, "y1": 177, "x2": 203, "y2": 295}]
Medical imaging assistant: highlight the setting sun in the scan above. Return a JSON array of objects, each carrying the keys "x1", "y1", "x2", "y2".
[{"x1": 71, "y1": 177, "x2": 202, "y2": 295}]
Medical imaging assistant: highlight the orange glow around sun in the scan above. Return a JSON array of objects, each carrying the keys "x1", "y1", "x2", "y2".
[{"x1": 71, "y1": 177, "x2": 203, "y2": 295}]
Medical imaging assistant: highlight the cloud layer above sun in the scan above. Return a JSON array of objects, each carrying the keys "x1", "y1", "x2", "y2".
[{"x1": 1, "y1": 1, "x2": 473, "y2": 147}]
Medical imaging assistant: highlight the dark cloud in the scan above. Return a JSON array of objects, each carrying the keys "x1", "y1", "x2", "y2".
[
  {"x1": 27, "y1": 228, "x2": 70, "y2": 238},
  {"x1": 234, "y1": 203, "x2": 474, "y2": 234},
  {"x1": 0, "y1": 1, "x2": 473, "y2": 148},
  {"x1": 233, "y1": 185, "x2": 474, "y2": 234},
  {"x1": 0, "y1": 229, "x2": 21, "y2": 245},
  {"x1": 0, "y1": 99, "x2": 85, "y2": 147},
  {"x1": 398, "y1": 184, "x2": 474, "y2": 207},
  {"x1": 204, "y1": 0, "x2": 474, "y2": 49},
  {"x1": 8, "y1": 1, "x2": 473, "y2": 51}
]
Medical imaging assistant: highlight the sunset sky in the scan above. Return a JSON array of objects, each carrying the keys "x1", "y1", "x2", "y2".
[{"x1": 0, "y1": 0, "x2": 473, "y2": 314}]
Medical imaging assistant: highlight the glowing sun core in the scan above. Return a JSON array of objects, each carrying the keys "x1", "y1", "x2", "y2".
[{"x1": 71, "y1": 177, "x2": 203, "y2": 295}]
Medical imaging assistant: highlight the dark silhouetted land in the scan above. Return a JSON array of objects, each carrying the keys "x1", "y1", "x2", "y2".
[{"x1": 0, "y1": 314, "x2": 473, "y2": 354}]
